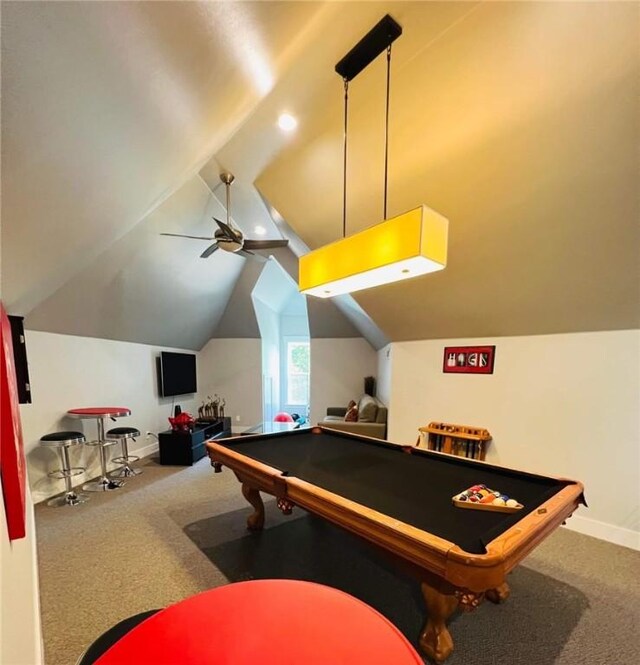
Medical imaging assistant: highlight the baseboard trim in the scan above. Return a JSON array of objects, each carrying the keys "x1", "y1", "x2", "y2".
[
  {"x1": 562, "y1": 514, "x2": 640, "y2": 551},
  {"x1": 134, "y1": 441, "x2": 159, "y2": 460}
]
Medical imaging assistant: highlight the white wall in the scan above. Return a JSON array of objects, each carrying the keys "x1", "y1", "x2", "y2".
[
  {"x1": 21, "y1": 331, "x2": 199, "y2": 504},
  {"x1": 0, "y1": 483, "x2": 43, "y2": 665},
  {"x1": 310, "y1": 338, "x2": 378, "y2": 426},
  {"x1": 253, "y1": 301, "x2": 281, "y2": 422},
  {"x1": 382, "y1": 330, "x2": 640, "y2": 549},
  {"x1": 198, "y1": 338, "x2": 263, "y2": 429}
]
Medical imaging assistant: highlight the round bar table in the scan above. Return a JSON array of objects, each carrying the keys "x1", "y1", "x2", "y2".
[
  {"x1": 93, "y1": 580, "x2": 423, "y2": 665},
  {"x1": 67, "y1": 407, "x2": 131, "y2": 492}
]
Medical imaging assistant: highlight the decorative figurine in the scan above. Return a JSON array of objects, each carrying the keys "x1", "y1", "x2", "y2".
[
  {"x1": 213, "y1": 394, "x2": 220, "y2": 420},
  {"x1": 219, "y1": 398, "x2": 225, "y2": 419},
  {"x1": 168, "y1": 411, "x2": 195, "y2": 432},
  {"x1": 198, "y1": 403, "x2": 205, "y2": 420}
]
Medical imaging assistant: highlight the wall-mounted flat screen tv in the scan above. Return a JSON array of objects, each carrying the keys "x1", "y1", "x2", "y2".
[{"x1": 159, "y1": 352, "x2": 197, "y2": 397}]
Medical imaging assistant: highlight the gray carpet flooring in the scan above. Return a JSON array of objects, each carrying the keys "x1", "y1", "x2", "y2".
[{"x1": 35, "y1": 455, "x2": 640, "y2": 665}]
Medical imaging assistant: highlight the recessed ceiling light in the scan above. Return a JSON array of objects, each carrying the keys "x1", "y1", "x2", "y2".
[
  {"x1": 278, "y1": 113, "x2": 298, "y2": 132},
  {"x1": 254, "y1": 225, "x2": 267, "y2": 236}
]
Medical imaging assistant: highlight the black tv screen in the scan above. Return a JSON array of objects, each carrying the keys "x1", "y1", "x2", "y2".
[{"x1": 159, "y1": 352, "x2": 197, "y2": 397}]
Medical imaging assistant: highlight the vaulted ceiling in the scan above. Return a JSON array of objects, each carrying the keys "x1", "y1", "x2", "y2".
[{"x1": 1, "y1": 2, "x2": 638, "y2": 350}]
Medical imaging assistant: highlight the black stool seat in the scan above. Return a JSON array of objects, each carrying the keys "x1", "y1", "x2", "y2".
[
  {"x1": 106, "y1": 427, "x2": 140, "y2": 438},
  {"x1": 76, "y1": 610, "x2": 161, "y2": 665},
  {"x1": 40, "y1": 431, "x2": 86, "y2": 446}
]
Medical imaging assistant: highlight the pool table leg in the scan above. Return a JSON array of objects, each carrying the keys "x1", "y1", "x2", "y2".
[
  {"x1": 240, "y1": 482, "x2": 265, "y2": 531},
  {"x1": 419, "y1": 582, "x2": 459, "y2": 663},
  {"x1": 486, "y1": 581, "x2": 510, "y2": 604}
]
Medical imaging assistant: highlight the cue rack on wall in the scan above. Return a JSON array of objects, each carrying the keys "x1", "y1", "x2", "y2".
[{"x1": 417, "y1": 422, "x2": 492, "y2": 461}]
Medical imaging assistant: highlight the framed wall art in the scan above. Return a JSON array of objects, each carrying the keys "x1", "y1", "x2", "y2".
[{"x1": 443, "y1": 345, "x2": 495, "y2": 374}]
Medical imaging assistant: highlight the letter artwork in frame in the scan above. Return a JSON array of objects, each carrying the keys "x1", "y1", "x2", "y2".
[{"x1": 443, "y1": 345, "x2": 496, "y2": 374}]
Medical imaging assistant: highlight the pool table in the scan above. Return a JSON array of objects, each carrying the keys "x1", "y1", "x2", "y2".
[{"x1": 206, "y1": 427, "x2": 585, "y2": 663}]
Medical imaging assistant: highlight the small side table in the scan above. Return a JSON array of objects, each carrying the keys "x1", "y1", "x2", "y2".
[{"x1": 67, "y1": 407, "x2": 131, "y2": 491}]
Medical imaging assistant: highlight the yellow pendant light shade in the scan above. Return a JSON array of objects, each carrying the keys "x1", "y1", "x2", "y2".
[{"x1": 299, "y1": 205, "x2": 448, "y2": 298}]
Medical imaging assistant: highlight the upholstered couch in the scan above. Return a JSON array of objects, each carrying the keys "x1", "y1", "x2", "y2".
[{"x1": 320, "y1": 394, "x2": 387, "y2": 439}]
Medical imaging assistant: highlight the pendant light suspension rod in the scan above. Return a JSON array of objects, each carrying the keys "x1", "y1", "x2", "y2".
[
  {"x1": 343, "y1": 78, "x2": 349, "y2": 238},
  {"x1": 334, "y1": 14, "x2": 402, "y2": 238},
  {"x1": 383, "y1": 44, "x2": 392, "y2": 221}
]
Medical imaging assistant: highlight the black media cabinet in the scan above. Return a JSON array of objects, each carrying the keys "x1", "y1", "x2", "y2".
[{"x1": 158, "y1": 418, "x2": 232, "y2": 466}]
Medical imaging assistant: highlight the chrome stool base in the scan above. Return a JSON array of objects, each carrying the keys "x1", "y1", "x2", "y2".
[
  {"x1": 47, "y1": 491, "x2": 89, "y2": 507},
  {"x1": 110, "y1": 464, "x2": 142, "y2": 478},
  {"x1": 83, "y1": 476, "x2": 125, "y2": 492}
]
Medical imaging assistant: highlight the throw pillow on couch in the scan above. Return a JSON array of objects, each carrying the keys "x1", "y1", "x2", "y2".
[{"x1": 345, "y1": 400, "x2": 358, "y2": 422}]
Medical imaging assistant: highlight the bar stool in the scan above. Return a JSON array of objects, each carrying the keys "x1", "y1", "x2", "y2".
[
  {"x1": 106, "y1": 427, "x2": 142, "y2": 478},
  {"x1": 40, "y1": 431, "x2": 89, "y2": 507}
]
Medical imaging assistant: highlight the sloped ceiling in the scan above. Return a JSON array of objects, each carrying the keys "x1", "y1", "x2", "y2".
[
  {"x1": 25, "y1": 176, "x2": 245, "y2": 349},
  {"x1": 1, "y1": 0, "x2": 384, "y2": 349},
  {"x1": 2, "y1": 2, "x2": 638, "y2": 351}
]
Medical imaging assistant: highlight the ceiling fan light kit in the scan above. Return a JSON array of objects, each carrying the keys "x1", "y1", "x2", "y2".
[
  {"x1": 160, "y1": 171, "x2": 288, "y2": 261},
  {"x1": 299, "y1": 14, "x2": 449, "y2": 298}
]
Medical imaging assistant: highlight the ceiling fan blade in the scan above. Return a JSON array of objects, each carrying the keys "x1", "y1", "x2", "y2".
[
  {"x1": 237, "y1": 248, "x2": 267, "y2": 262},
  {"x1": 213, "y1": 217, "x2": 239, "y2": 241},
  {"x1": 160, "y1": 233, "x2": 215, "y2": 240},
  {"x1": 199, "y1": 243, "x2": 219, "y2": 259},
  {"x1": 243, "y1": 239, "x2": 289, "y2": 250}
]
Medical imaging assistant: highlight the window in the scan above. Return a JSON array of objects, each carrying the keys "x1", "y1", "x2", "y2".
[{"x1": 286, "y1": 341, "x2": 310, "y2": 405}]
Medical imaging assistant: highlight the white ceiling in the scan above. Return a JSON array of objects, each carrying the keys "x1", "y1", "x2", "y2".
[{"x1": 1, "y1": 2, "x2": 637, "y2": 349}]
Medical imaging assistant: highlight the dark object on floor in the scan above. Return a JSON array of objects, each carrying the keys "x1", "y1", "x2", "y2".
[{"x1": 76, "y1": 610, "x2": 160, "y2": 665}]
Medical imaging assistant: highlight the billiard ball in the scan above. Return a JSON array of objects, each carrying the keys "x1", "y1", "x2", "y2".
[
  {"x1": 492, "y1": 498, "x2": 506, "y2": 506},
  {"x1": 506, "y1": 499, "x2": 518, "y2": 508}
]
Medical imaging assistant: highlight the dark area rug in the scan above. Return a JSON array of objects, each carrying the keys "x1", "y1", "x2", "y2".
[{"x1": 184, "y1": 502, "x2": 589, "y2": 664}]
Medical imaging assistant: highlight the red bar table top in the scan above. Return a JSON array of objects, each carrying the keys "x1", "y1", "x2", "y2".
[
  {"x1": 67, "y1": 407, "x2": 131, "y2": 418},
  {"x1": 94, "y1": 579, "x2": 423, "y2": 665}
]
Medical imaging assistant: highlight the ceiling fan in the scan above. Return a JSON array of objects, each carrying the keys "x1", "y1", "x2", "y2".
[{"x1": 161, "y1": 172, "x2": 289, "y2": 259}]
